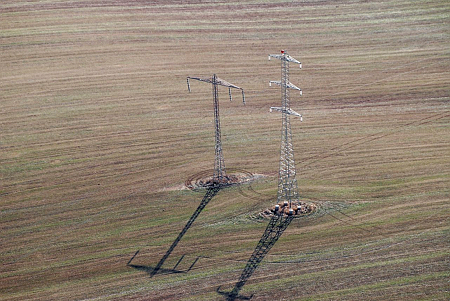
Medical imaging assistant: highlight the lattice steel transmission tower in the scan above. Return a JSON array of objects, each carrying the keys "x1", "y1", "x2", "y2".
[
  {"x1": 187, "y1": 74, "x2": 245, "y2": 185},
  {"x1": 269, "y1": 50, "x2": 303, "y2": 209},
  {"x1": 128, "y1": 75, "x2": 245, "y2": 278},
  {"x1": 218, "y1": 50, "x2": 303, "y2": 301}
]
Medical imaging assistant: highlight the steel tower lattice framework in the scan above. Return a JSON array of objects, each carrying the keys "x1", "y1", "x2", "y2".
[
  {"x1": 128, "y1": 76, "x2": 245, "y2": 278},
  {"x1": 187, "y1": 74, "x2": 245, "y2": 184},
  {"x1": 218, "y1": 51, "x2": 303, "y2": 301},
  {"x1": 269, "y1": 50, "x2": 303, "y2": 208}
]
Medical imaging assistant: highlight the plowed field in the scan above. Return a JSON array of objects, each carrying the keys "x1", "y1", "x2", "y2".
[{"x1": 1, "y1": 1, "x2": 449, "y2": 300}]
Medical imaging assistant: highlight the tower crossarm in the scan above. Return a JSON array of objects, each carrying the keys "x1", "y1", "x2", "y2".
[
  {"x1": 268, "y1": 53, "x2": 302, "y2": 68},
  {"x1": 270, "y1": 107, "x2": 303, "y2": 120},
  {"x1": 187, "y1": 75, "x2": 245, "y2": 103},
  {"x1": 269, "y1": 80, "x2": 302, "y2": 95}
]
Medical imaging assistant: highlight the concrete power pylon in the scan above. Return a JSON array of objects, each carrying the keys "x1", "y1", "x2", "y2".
[{"x1": 187, "y1": 74, "x2": 245, "y2": 186}]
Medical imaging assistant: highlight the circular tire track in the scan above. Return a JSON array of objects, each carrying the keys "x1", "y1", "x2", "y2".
[{"x1": 185, "y1": 168, "x2": 255, "y2": 191}]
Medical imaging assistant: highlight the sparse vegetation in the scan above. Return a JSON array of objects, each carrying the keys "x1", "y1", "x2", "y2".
[{"x1": 1, "y1": 0, "x2": 449, "y2": 300}]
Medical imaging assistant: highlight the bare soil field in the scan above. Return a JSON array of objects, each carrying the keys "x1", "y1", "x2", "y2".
[{"x1": 1, "y1": 0, "x2": 449, "y2": 300}]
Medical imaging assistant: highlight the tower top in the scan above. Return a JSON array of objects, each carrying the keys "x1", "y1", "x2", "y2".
[
  {"x1": 187, "y1": 75, "x2": 245, "y2": 104},
  {"x1": 268, "y1": 50, "x2": 302, "y2": 68}
]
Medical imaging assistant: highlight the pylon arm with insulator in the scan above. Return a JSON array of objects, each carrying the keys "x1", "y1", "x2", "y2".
[
  {"x1": 187, "y1": 76, "x2": 245, "y2": 104},
  {"x1": 268, "y1": 53, "x2": 302, "y2": 68},
  {"x1": 269, "y1": 80, "x2": 302, "y2": 96},
  {"x1": 270, "y1": 107, "x2": 303, "y2": 121}
]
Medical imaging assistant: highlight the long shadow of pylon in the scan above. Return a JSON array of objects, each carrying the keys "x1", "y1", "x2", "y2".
[
  {"x1": 128, "y1": 185, "x2": 222, "y2": 277},
  {"x1": 218, "y1": 214, "x2": 294, "y2": 300}
]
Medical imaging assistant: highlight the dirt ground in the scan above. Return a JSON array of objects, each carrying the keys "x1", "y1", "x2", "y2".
[{"x1": 1, "y1": 0, "x2": 449, "y2": 300}]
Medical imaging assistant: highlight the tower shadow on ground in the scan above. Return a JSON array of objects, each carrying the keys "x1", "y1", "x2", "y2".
[
  {"x1": 217, "y1": 214, "x2": 294, "y2": 300},
  {"x1": 127, "y1": 252, "x2": 201, "y2": 277},
  {"x1": 128, "y1": 185, "x2": 221, "y2": 277}
]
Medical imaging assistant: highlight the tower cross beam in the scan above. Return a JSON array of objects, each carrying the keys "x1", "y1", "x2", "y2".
[
  {"x1": 270, "y1": 107, "x2": 303, "y2": 120},
  {"x1": 187, "y1": 76, "x2": 245, "y2": 103},
  {"x1": 269, "y1": 80, "x2": 302, "y2": 95},
  {"x1": 268, "y1": 53, "x2": 302, "y2": 67}
]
